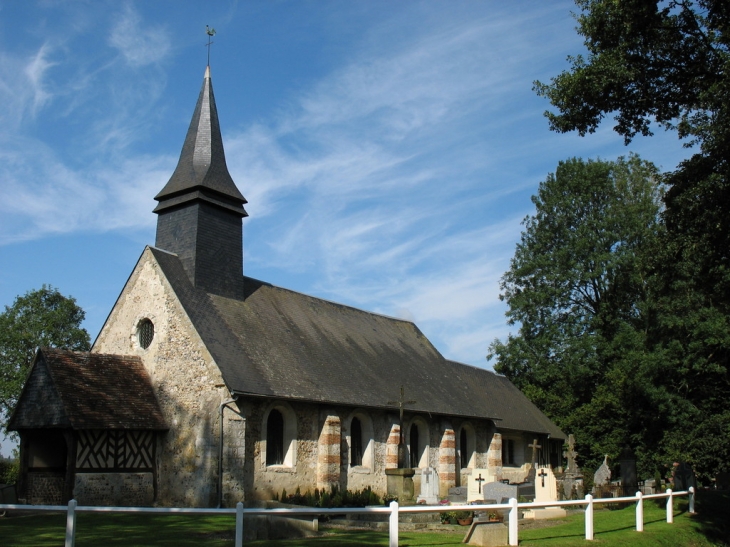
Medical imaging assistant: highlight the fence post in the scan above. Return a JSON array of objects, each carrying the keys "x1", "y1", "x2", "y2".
[
  {"x1": 508, "y1": 497, "x2": 518, "y2": 546},
  {"x1": 235, "y1": 502, "x2": 243, "y2": 547},
  {"x1": 65, "y1": 499, "x2": 77, "y2": 547},
  {"x1": 585, "y1": 494, "x2": 594, "y2": 540},
  {"x1": 636, "y1": 491, "x2": 644, "y2": 532},
  {"x1": 666, "y1": 488, "x2": 673, "y2": 523},
  {"x1": 689, "y1": 486, "x2": 695, "y2": 514},
  {"x1": 389, "y1": 500, "x2": 399, "y2": 547}
]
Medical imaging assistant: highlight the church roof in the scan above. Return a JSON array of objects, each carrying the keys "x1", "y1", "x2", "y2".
[
  {"x1": 154, "y1": 66, "x2": 247, "y2": 217},
  {"x1": 149, "y1": 247, "x2": 564, "y2": 438},
  {"x1": 8, "y1": 348, "x2": 167, "y2": 431}
]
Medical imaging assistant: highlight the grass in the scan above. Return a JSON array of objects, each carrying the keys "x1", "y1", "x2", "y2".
[{"x1": 0, "y1": 491, "x2": 727, "y2": 546}]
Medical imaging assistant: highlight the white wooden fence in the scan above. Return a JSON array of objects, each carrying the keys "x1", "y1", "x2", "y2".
[{"x1": 0, "y1": 487, "x2": 695, "y2": 547}]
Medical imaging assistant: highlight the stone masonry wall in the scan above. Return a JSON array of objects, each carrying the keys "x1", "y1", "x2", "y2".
[
  {"x1": 93, "y1": 249, "x2": 245, "y2": 507},
  {"x1": 74, "y1": 473, "x2": 153, "y2": 506}
]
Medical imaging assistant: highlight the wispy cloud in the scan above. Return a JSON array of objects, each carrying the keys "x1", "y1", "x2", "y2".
[{"x1": 108, "y1": 3, "x2": 171, "y2": 67}]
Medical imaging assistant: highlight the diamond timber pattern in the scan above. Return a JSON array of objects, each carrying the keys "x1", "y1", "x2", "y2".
[{"x1": 76, "y1": 430, "x2": 154, "y2": 471}]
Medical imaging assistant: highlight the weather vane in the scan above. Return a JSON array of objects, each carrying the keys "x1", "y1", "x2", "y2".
[{"x1": 206, "y1": 25, "x2": 216, "y2": 66}]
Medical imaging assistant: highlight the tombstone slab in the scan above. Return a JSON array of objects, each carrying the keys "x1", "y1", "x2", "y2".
[
  {"x1": 481, "y1": 481, "x2": 519, "y2": 504},
  {"x1": 464, "y1": 520, "x2": 508, "y2": 547},
  {"x1": 523, "y1": 466, "x2": 566, "y2": 520},
  {"x1": 467, "y1": 469, "x2": 496, "y2": 502},
  {"x1": 416, "y1": 467, "x2": 439, "y2": 504},
  {"x1": 447, "y1": 486, "x2": 467, "y2": 504},
  {"x1": 594, "y1": 455, "x2": 611, "y2": 488}
]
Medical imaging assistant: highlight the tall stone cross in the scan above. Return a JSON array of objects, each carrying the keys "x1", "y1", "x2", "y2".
[
  {"x1": 528, "y1": 439, "x2": 542, "y2": 466},
  {"x1": 538, "y1": 468, "x2": 548, "y2": 488},
  {"x1": 475, "y1": 473, "x2": 486, "y2": 494},
  {"x1": 564, "y1": 434, "x2": 579, "y2": 473},
  {"x1": 386, "y1": 385, "x2": 416, "y2": 468},
  {"x1": 205, "y1": 25, "x2": 216, "y2": 66}
]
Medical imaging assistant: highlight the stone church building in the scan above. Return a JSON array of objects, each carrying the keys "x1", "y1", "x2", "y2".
[{"x1": 9, "y1": 66, "x2": 564, "y2": 507}]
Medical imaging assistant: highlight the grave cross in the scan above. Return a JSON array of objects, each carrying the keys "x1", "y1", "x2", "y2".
[
  {"x1": 386, "y1": 385, "x2": 416, "y2": 468},
  {"x1": 474, "y1": 473, "x2": 486, "y2": 494},
  {"x1": 205, "y1": 25, "x2": 216, "y2": 66},
  {"x1": 422, "y1": 467, "x2": 432, "y2": 484},
  {"x1": 528, "y1": 439, "x2": 542, "y2": 466},
  {"x1": 564, "y1": 434, "x2": 578, "y2": 473},
  {"x1": 538, "y1": 468, "x2": 548, "y2": 488}
]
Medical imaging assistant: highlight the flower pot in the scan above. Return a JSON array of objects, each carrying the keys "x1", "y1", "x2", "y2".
[{"x1": 458, "y1": 518, "x2": 473, "y2": 526}]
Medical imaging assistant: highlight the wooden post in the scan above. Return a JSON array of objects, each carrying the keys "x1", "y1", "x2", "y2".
[
  {"x1": 689, "y1": 486, "x2": 695, "y2": 514},
  {"x1": 666, "y1": 489, "x2": 673, "y2": 523},
  {"x1": 636, "y1": 491, "x2": 644, "y2": 532},
  {"x1": 235, "y1": 502, "x2": 243, "y2": 547},
  {"x1": 508, "y1": 497, "x2": 519, "y2": 546},
  {"x1": 585, "y1": 494, "x2": 594, "y2": 540},
  {"x1": 389, "y1": 500, "x2": 399, "y2": 547},
  {"x1": 65, "y1": 499, "x2": 77, "y2": 547}
]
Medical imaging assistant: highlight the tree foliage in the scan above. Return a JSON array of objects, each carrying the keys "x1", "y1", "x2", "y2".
[
  {"x1": 520, "y1": 0, "x2": 730, "y2": 481},
  {"x1": 0, "y1": 286, "x2": 90, "y2": 427},
  {"x1": 489, "y1": 155, "x2": 665, "y2": 474}
]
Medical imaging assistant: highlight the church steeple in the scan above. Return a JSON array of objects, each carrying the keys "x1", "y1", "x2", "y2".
[{"x1": 154, "y1": 66, "x2": 247, "y2": 299}]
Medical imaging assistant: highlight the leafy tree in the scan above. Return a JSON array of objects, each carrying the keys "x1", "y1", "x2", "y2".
[
  {"x1": 0, "y1": 286, "x2": 90, "y2": 428},
  {"x1": 532, "y1": 0, "x2": 730, "y2": 482},
  {"x1": 488, "y1": 155, "x2": 665, "y2": 474}
]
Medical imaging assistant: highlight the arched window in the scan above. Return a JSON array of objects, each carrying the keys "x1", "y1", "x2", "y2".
[
  {"x1": 460, "y1": 428, "x2": 468, "y2": 468},
  {"x1": 351, "y1": 417, "x2": 363, "y2": 466},
  {"x1": 266, "y1": 409, "x2": 284, "y2": 465},
  {"x1": 137, "y1": 318, "x2": 154, "y2": 349},
  {"x1": 409, "y1": 425, "x2": 419, "y2": 468}
]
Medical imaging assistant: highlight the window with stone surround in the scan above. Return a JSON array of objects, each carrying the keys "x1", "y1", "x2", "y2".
[
  {"x1": 459, "y1": 424, "x2": 476, "y2": 469},
  {"x1": 263, "y1": 404, "x2": 297, "y2": 468},
  {"x1": 137, "y1": 319, "x2": 154, "y2": 349},
  {"x1": 408, "y1": 419, "x2": 428, "y2": 469},
  {"x1": 347, "y1": 412, "x2": 374, "y2": 472},
  {"x1": 266, "y1": 409, "x2": 284, "y2": 465},
  {"x1": 351, "y1": 417, "x2": 363, "y2": 466}
]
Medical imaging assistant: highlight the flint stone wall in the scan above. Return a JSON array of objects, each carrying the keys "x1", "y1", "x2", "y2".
[
  {"x1": 93, "y1": 249, "x2": 244, "y2": 507},
  {"x1": 74, "y1": 473, "x2": 153, "y2": 506}
]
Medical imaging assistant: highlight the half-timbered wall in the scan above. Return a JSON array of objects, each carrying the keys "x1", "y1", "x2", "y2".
[{"x1": 76, "y1": 430, "x2": 155, "y2": 471}]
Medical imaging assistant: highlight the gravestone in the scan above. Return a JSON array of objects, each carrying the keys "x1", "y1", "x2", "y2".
[
  {"x1": 448, "y1": 486, "x2": 468, "y2": 503},
  {"x1": 481, "y1": 481, "x2": 519, "y2": 504},
  {"x1": 467, "y1": 469, "x2": 494, "y2": 502},
  {"x1": 672, "y1": 462, "x2": 696, "y2": 491},
  {"x1": 619, "y1": 446, "x2": 638, "y2": 496},
  {"x1": 417, "y1": 467, "x2": 439, "y2": 504},
  {"x1": 594, "y1": 455, "x2": 611, "y2": 488},
  {"x1": 523, "y1": 466, "x2": 566, "y2": 520}
]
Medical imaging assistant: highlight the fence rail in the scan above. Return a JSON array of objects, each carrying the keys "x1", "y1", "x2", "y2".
[{"x1": 0, "y1": 487, "x2": 695, "y2": 547}]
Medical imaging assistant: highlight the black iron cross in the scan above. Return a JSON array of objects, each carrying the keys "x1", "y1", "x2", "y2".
[
  {"x1": 475, "y1": 473, "x2": 486, "y2": 494},
  {"x1": 206, "y1": 25, "x2": 216, "y2": 66},
  {"x1": 538, "y1": 468, "x2": 548, "y2": 488}
]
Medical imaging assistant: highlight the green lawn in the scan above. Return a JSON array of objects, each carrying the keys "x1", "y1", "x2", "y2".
[{"x1": 0, "y1": 491, "x2": 727, "y2": 546}]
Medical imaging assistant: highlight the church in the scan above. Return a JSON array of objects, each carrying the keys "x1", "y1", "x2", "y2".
[{"x1": 9, "y1": 66, "x2": 564, "y2": 508}]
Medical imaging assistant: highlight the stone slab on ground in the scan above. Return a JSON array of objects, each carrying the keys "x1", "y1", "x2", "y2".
[
  {"x1": 522, "y1": 507, "x2": 567, "y2": 520},
  {"x1": 464, "y1": 520, "x2": 508, "y2": 546}
]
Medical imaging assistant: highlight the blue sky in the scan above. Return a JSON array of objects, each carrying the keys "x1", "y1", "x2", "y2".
[{"x1": 0, "y1": 2, "x2": 693, "y2": 454}]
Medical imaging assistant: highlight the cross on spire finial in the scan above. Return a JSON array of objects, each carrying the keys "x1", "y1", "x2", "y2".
[{"x1": 206, "y1": 25, "x2": 216, "y2": 66}]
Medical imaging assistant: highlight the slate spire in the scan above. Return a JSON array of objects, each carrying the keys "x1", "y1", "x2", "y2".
[
  {"x1": 154, "y1": 66, "x2": 247, "y2": 300},
  {"x1": 154, "y1": 66, "x2": 247, "y2": 215}
]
